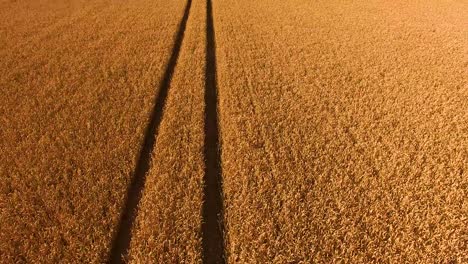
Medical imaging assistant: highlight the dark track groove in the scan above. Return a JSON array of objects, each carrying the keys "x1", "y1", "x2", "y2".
[
  {"x1": 202, "y1": 0, "x2": 226, "y2": 263},
  {"x1": 108, "y1": 0, "x2": 192, "y2": 262}
]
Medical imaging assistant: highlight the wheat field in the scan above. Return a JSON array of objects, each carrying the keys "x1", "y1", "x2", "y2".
[{"x1": 1, "y1": 0, "x2": 467, "y2": 263}]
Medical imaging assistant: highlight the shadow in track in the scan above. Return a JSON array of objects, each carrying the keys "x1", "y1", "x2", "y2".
[
  {"x1": 108, "y1": 0, "x2": 192, "y2": 262},
  {"x1": 202, "y1": 0, "x2": 226, "y2": 263}
]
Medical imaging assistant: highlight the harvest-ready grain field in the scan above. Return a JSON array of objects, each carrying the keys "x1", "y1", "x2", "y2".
[
  {"x1": 1, "y1": 0, "x2": 467, "y2": 263},
  {"x1": 214, "y1": 0, "x2": 467, "y2": 262},
  {"x1": 0, "y1": 0, "x2": 188, "y2": 262}
]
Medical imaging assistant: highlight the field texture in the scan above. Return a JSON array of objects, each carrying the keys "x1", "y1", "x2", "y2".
[
  {"x1": 127, "y1": 0, "x2": 206, "y2": 262},
  {"x1": 0, "y1": 0, "x2": 187, "y2": 262},
  {"x1": 1, "y1": 0, "x2": 467, "y2": 263},
  {"x1": 214, "y1": 0, "x2": 467, "y2": 262}
]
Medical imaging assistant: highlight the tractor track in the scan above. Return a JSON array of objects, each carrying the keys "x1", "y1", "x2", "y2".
[
  {"x1": 108, "y1": 0, "x2": 192, "y2": 262},
  {"x1": 201, "y1": 0, "x2": 226, "y2": 263},
  {"x1": 108, "y1": 0, "x2": 227, "y2": 261}
]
